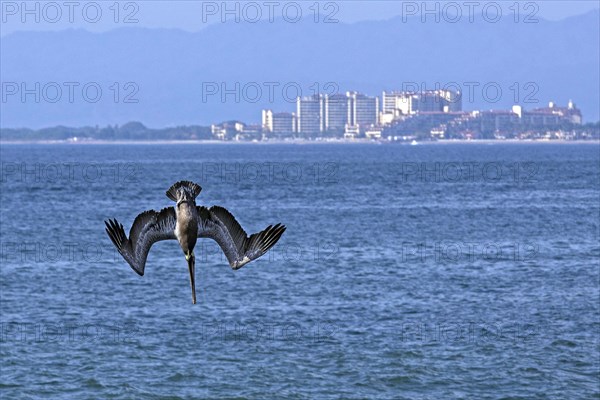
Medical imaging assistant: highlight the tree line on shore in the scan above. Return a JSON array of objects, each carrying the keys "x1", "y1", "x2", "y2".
[
  {"x1": 1, "y1": 120, "x2": 599, "y2": 141},
  {"x1": 0, "y1": 122, "x2": 212, "y2": 141}
]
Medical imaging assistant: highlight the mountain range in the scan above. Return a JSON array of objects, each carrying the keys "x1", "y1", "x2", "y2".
[{"x1": 1, "y1": 10, "x2": 598, "y2": 128}]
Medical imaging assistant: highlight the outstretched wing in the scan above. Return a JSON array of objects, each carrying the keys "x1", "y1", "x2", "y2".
[
  {"x1": 197, "y1": 206, "x2": 286, "y2": 270},
  {"x1": 105, "y1": 207, "x2": 177, "y2": 276}
]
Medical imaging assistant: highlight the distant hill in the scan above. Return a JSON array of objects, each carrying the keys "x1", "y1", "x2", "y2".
[
  {"x1": 0, "y1": 122, "x2": 212, "y2": 141},
  {"x1": 1, "y1": 10, "x2": 598, "y2": 128}
]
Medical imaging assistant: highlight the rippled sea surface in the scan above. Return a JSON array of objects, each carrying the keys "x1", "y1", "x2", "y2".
[{"x1": 1, "y1": 143, "x2": 599, "y2": 399}]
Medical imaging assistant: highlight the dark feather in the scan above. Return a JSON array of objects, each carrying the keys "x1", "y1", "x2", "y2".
[
  {"x1": 105, "y1": 207, "x2": 177, "y2": 275},
  {"x1": 197, "y1": 205, "x2": 286, "y2": 270}
]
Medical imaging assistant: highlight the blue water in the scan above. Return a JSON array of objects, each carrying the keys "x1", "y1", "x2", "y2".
[{"x1": 1, "y1": 143, "x2": 599, "y2": 399}]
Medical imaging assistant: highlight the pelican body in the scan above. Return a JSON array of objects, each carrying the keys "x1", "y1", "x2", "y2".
[{"x1": 105, "y1": 181, "x2": 286, "y2": 304}]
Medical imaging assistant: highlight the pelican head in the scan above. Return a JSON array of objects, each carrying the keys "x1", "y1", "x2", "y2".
[
  {"x1": 176, "y1": 188, "x2": 197, "y2": 207},
  {"x1": 166, "y1": 180, "x2": 202, "y2": 205}
]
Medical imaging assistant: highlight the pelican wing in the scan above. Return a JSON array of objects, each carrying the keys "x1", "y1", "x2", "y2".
[
  {"x1": 105, "y1": 207, "x2": 177, "y2": 276},
  {"x1": 197, "y1": 206, "x2": 286, "y2": 270}
]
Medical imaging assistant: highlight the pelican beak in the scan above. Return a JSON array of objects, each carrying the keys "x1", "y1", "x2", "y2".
[{"x1": 186, "y1": 252, "x2": 196, "y2": 304}]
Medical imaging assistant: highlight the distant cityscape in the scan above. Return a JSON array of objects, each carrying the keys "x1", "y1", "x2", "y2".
[
  {"x1": 1, "y1": 89, "x2": 599, "y2": 142},
  {"x1": 211, "y1": 89, "x2": 597, "y2": 141}
]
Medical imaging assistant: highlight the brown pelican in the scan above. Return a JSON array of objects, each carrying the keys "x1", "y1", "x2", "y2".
[{"x1": 105, "y1": 181, "x2": 286, "y2": 304}]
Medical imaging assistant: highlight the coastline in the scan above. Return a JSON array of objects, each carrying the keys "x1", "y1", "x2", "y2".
[{"x1": 1, "y1": 139, "x2": 599, "y2": 145}]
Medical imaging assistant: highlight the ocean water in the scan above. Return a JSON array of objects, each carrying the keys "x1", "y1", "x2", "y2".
[{"x1": 0, "y1": 143, "x2": 598, "y2": 399}]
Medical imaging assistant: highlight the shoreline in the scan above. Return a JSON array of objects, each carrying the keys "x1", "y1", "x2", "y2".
[{"x1": 1, "y1": 139, "x2": 599, "y2": 145}]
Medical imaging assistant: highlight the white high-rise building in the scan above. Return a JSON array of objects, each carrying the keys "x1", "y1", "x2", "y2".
[
  {"x1": 382, "y1": 90, "x2": 461, "y2": 116},
  {"x1": 348, "y1": 91, "x2": 379, "y2": 127},
  {"x1": 296, "y1": 95, "x2": 324, "y2": 134},
  {"x1": 324, "y1": 93, "x2": 350, "y2": 131},
  {"x1": 262, "y1": 110, "x2": 296, "y2": 135},
  {"x1": 297, "y1": 92, "x2": 380, "y2": 136}
]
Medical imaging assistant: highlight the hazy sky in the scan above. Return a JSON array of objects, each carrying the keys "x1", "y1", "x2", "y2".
[{"x1": 1, "y1": 0, "x2": 599, "y2": 36}]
